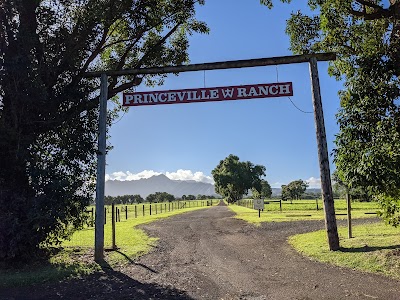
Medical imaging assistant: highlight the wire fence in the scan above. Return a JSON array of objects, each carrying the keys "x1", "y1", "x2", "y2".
[
  {"x1": 236, "y1": 198, "x2": 380, "y2": 212},
  {"x1": 65, "y1": 200, "x2": 218, "y2": 248}
]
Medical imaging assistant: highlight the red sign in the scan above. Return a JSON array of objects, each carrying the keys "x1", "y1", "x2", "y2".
[{"x1": 123, "y1": 82, "x2": 293, "y2": 106}]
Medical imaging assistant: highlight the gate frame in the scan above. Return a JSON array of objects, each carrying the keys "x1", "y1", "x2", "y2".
[{"x1": 84, "y1": 53, "x2": 340, "y2": 262}]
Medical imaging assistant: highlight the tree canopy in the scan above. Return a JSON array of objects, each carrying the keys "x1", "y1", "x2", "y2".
[
  {"x1": 262, "y1": 0, "x2": 400, "y2": 226},
  {"x1": 281, "y1": 179, "x2": 308, "y2": 202},
  {"x1": 252, "y1": 179, "x2": 272, "y2": 199},
  {"x1": 146, "y1": 192, "x2": 175, "y2": 203},
  {"x1": 0, "y1": 0, "x2": 208, "y2": 261},
  {"x1": 212, "y1": 154, "x2": 266, "y2": 203}
]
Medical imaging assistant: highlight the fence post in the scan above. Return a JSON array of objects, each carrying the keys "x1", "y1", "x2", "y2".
[
  {"x1": 135, "y1": 205, "x2": 137, "y2": 218},
  {"x1": 143, "y1": 205, "x2": 145, "y2": 216},
  {"x1": 104, "y1": 207, "x2": 107, "y2": 224},
  {"x1": 279, "y1": 200, "x2": 282, "y2": 212},
  {"x1": 150, "y1": 204, "x2": 152, "y2": 215},
  {"x1": 112, "y1": 203, "x2": 116, "y2": 250},
  {"x1": 91, "y1": 207, "x2": 94, "y2": 227},
  {"x1": 347, "y1": 192, "x2": 352, "y2": 239},
  {"x1": 126, "y1": 205, "x2": 128, "y2": 220}
]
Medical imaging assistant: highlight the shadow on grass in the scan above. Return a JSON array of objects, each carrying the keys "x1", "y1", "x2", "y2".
[
  {"x1": 340, "y1": 244, "x2": 400, "y2": 253},
  {"x1": 1, "y1": 260, "x2": 194, "y2": 300}
]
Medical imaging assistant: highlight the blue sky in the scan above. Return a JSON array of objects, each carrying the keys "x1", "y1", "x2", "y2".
[{"x1": 105, "y1": 1, "x2": 344, "y2": 188}]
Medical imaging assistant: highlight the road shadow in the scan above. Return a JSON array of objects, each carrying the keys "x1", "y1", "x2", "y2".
[
  {"x1": 115, "y1": 250, "x2": 158, "y2": 273},
  {"x1": 339, "y1": 244, "x2": 400, "y2": 253},
  {"x1": 1, "y1": 260, "x2": 193, "y2": 300}
]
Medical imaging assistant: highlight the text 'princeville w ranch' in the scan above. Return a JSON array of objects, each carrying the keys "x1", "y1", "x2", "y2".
[{"x1": 123, "y1": 82, "x2": 293, "y2": 106}]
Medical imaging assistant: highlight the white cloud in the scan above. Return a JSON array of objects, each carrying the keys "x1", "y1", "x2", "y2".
[
  {"x1": 166, "y1": 169, "x2": 214, "y2": 184},
  {"x1": 306, "y1": 177, "x2": 321, "y2": 188},
  {"x1": 106, "y1": 169, "x2": 214, "y2": 184},
  {"x1": 106, "y1": 170, "x2": 162, "y2": 181}
]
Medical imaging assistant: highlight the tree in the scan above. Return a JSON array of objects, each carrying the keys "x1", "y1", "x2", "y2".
[
  {"x1": 160, "y1": 192, "x2": 175, "y2": 203},
  {"x1": 281, "y1": 185, "x2": 290, "y2": 201},
  {"x1": 212, "y1": 154, "x2": 266, "y2": 203},
  {"x1": 131, "y1": 194, "x2": 144, "y2": 204},
  {"x1": 147, "y1": 192, "x2": 175, "y2": 203},
  {"x1": 280, "y1": 180, "x2": 308, "y2": 203},
  {"x1": 186, "y1": 194, "x2": 196, "y2": 200},
  {"x1": 0, "y1": 0, "x2": 208, "y2": 261},
  {"x1": 252, "y1": 179, "x2": 272, "y2": 199},
  {"x1": 288, "y1": 179, "x2": 308, "y2": 201},
  {"x1": 261, "y1": 0, "x2": 400, "y2": 226},
  {"x1": 146, "y1": 193, "x2": 157, "y2": 203},
  {"x1": 332, "y1": 172, "x2": 372, "y2": 202}
]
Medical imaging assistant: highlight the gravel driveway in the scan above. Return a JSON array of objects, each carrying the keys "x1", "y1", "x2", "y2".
[{"x1": 2, "y1": 201, "x2": 399, "y2": 300}]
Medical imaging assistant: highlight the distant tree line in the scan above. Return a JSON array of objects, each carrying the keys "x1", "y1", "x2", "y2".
[
  {"x1": 105, "y1": 192, "x2": 175, "y2": 205},
  {"x1": 105, "y1": 192, "x2": 220, "y2": 205}
]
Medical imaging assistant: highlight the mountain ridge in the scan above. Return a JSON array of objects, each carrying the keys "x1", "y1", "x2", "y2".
[
  {"x1": 105, "y1": 174, "x2": 218, "y2": 198},
  {"x1": 105, "y1": 174, "x2": 322, "y2": 198}
]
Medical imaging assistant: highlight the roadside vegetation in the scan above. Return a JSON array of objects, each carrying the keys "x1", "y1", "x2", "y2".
[
  {"x1": 289, "y1": 222, "x2": 400, "y2": 280},
  {"x1": 0, "y1": 201, "x2": 213, "y2": 288}
]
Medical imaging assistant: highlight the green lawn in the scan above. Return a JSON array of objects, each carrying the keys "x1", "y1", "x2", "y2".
[
  {"x1": 229, "y1": 199, "x2": 379, "y2": 224},
  {"x1": 0, "y1": 200, "x2": 214, "y2": 287},
  {"x1": 230, "y1": 199, "x2": 399, "y2": 280},
  {"x1": 289, "y1": 222, "x2": 400, "y2": 280}
]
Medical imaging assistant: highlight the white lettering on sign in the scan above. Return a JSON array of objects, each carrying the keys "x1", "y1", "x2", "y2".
[
  {"x1": 222, "y1": 88, "x2": 234, "y2": 98},
  {"x1": 123, "y1": 82, "x2": 293, "y2": 107},
  {"x1": 269, "y1": 85, "x2": 279, "y2": 95},
  {"x1": 210, "y1": 89, "x2": 219, "y2": 99}
]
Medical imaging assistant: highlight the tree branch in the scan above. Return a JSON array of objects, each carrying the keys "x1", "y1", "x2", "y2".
[
  {"x1": 350, "y1": 0, "x2": 394, "y2": 20},
  {"x1": 355, "y1": 0, "x2": 383, "y2": 10},
  {"x1": 349, "y1": 8, "x2": 391, "y2": 20},
  {"x1": 134, "y1": 22, "x2": 182, "y2": 69}
]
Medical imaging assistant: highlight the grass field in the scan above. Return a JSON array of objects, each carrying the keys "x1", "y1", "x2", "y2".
[
  {"x1": 229, "y1": 199, "x2": 379, "y2": 224},
  {"x1": 289, "y1": 222, "x2": 400, "y2": 280},
  {"x1": 0, "y1": 200, "x2": 215, "y2": 288},
  {"x1": 231, "y1": 199, "x2": 400, "y2": 280}
]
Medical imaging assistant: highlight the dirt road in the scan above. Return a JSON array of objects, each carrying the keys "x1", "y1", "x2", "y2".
[{"x1": 2, "y1": 202, "x2": 399, "y2": 299}]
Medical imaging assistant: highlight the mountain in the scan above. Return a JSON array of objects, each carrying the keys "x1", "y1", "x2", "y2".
[
  {"x1": 105, "y1": 174, "x2": 218, "y2": 198},
  {"x1": 105, "y1": 175, "x2": 322, "y2": 198}
]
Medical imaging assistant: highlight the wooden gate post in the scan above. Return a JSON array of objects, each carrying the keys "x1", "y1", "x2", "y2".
[
  {"x1": 94, "y1": 73, "x2": 107, "y2": 262},
  {"x1": 112, "y1": 203, "x2": 116, "y2": 250},
  {"x1": 309, "y1": 57, "x2": 340, "y2": 250}
]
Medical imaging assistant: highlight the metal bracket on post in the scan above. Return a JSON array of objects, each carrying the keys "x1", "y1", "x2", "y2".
[
  {"x1": 94, "y1": 73, "x2": 108, "y2": 262},
  {"x1": 309, "y1": 57, "x2": 340, "y2": 251}
]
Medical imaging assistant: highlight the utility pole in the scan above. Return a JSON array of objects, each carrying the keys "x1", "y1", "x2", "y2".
[
  {"x1": 94, "y1": 73, "x2": 107, "y2": 262},
  {"x1": 309, "y1": 57, "x2": 340, "y2": 250}
]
